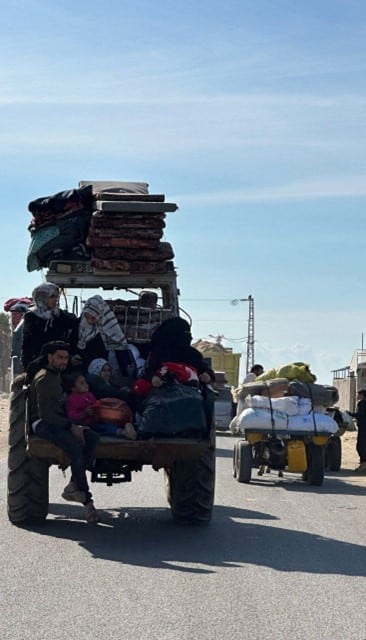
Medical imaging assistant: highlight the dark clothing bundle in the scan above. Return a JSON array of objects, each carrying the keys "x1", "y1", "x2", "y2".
[
  {"x1": 137, "y1": 381, "x2": 207, "y2": 439},
  {"x1": 27, "y1": 214, "x2": 91, "y2": 271},
  {"x1": 26, "y1": 186, "x2": 93, "y2": 271},
  {"x1": 28, "y1": 186, "x2": 93, "y2": 230}
]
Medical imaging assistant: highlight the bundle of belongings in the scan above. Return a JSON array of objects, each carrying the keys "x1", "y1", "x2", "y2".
[
  {"x1": 26, "y1": 180, "x2": 178, "y2": 275},
  {"x1": 27, "y1": 186, "x2": 94, "y2": 271},
  {"x1": 231, "y1": 361, "x2": 342, "y2": 436},
  {"x1": 135, "y1": 364, "x2": 208, "y2": 439},
  {"x1": 3, "y1": 297, "x2": 33, "y2": 331}
]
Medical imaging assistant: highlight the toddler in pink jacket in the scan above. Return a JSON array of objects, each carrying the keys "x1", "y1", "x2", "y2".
[{"x1": 66, "y1": 373, "x2": 126, "y2": 437}]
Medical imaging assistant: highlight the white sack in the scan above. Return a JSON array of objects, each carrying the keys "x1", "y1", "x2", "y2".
[
  {"x1": 237, "y1": 407, "x2": 288, "y2": 432},
  {"x1": 298, "y1": 397, "x2": 313, "y2": 415},
  {"x1": 246, "y1": 394, "x2": 300, "y2": 416},
  {"x1": 237, "y1": 407, "x2": 338, "y2": 434},
  {"x1": 288, "y1": 413, "x2": 338, "y2": 433}
]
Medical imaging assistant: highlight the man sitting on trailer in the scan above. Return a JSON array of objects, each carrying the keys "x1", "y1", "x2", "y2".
[{"x1": 28, "y1": 340, "x2": 101, "y2": 523}]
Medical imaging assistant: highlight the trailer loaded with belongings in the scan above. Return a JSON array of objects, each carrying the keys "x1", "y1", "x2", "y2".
[{"x1": 8, "y1": 179, "x2": 216, "y2": 527}]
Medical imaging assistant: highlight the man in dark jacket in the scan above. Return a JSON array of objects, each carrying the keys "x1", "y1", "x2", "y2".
[
  {"x1": 29, "y1": 340, "x2": 100, "y2": 523},
  {"x1": 350, "y1": 388, "x2": 366, "y2": 473}
]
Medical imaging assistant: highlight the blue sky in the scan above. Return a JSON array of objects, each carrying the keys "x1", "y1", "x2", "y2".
[{"x1": 1, "y1": 0, "x2": 365, "y2": 383}]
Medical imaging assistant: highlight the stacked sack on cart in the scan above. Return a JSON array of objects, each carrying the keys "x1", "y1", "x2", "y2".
[{"x1": 231, "y1": 362, "x2": 343, "y2": 435}]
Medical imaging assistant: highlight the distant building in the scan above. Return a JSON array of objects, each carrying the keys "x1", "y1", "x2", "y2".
[
  {"x1": 332, "y1": 349, "x2": 366, "y2": 411},
  {"x1": 193, "y1": 339, "x2": 241, "y2": 387}
]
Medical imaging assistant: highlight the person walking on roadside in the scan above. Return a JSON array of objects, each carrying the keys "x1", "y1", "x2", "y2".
[
  {"x1": 28, "y1": 340, "x2": 100, "y2": 523},
  {"x1": 242, "y1": 363, "x2": 264, "y2": 384},
  {"x1": 231, "y1": 364, "x2": 265, "y2": 418},
  {"x1": 349, "y1": 388, "x2": 366, "y2": 473}
]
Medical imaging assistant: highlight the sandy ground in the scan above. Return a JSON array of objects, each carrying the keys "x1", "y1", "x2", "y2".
[
  {"x1": 0, "y1": 394, "x2": 10, "y2": 459},
  {"x1": 0, "y1": 392, "x2": 363, "y2": 473}
]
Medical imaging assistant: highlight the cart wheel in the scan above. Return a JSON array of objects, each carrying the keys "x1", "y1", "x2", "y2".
[
  {"x1": 306, "y1": 444, "x2": 325, "y2": 486},
  {"x1": 234, "y1": 440, "x2": 252, "y2": 483},
  {"x1": 326, "y1": 436, "x2": 342, "y2": 471},
  {"x1": 232, "y1": 444, "x2": 238, "y2": 478}
]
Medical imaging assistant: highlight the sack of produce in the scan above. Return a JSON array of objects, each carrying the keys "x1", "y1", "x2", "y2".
[{"x1": 257, "y1": 362, "x2": 316, "y2": 383}]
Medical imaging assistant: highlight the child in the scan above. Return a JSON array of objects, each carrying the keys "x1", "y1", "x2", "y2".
[
  {"x1": 86, "y1": 358, "x2": 133, "y2": 403},
  {"x1": 65, "y1": 372, "x2": 136, "y2": 439}
]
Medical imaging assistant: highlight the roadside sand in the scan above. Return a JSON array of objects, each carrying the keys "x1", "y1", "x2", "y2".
[{"x1": 0, "y1": 393, "x2": 363, "y2": 475}]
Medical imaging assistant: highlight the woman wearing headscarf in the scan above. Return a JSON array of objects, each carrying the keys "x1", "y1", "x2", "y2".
[
  {"x1": 145, "y1": 317, "x2": 214, "y2": 382},
  {"x1": 85, "y1": 357, "x2": 133, "y2": 403},
  {"x1": 21, "y1": 283, "x2": 79, "y2": 371},
  {"x1": 77, "y1": 295, "x2": 135, "y2": 379}
]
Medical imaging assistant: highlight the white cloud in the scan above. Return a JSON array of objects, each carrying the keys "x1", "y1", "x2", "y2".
[{"x1": 174, "y1": 174, "x2": 366, "y2": 205}]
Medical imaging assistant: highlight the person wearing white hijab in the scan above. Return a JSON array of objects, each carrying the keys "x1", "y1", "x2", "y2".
[
  {"x1": 77, "y1": 295, "x2": 135, "y2": 379},
  {"x1": 21, "y1": 283, "x2": 78, "y2": 370}
]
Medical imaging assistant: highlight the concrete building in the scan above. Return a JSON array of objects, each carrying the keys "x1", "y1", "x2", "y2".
[
  {"x1": 332, "y1": 349, "x2": 366, "y2": 412},
  {"x1": 193, "y1": 339, "x2": 241, "y2": 387}
]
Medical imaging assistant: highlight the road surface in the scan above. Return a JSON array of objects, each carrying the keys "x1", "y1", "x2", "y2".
[{"x1": 1, "y1": 433, "x2": 366, "y2": 640}]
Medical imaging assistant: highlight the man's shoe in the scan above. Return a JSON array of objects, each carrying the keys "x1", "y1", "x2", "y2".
[
  {"x1": 62, "y1": 488, "x2": 86, "y2": 504},
  {"x1": 85, "y1": 501, "x2": 100, "y2": 524}
]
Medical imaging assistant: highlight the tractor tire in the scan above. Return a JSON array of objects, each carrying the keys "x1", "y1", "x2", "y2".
[
  {"x1": 164, "y1": 446, "x2": 215, "y2": 525},
  {"x1": 234, "y1": 440, "x2": 252, "y2": 483},
  {"x1": 326, "y1": 436, "x2": 342, "y2": 472},
  {"x1": 306, "y1": 444, "x2": 325, "y2": 487},
  {"x1": 7, "y1": 378, "x2": 49, "y2": 524}
]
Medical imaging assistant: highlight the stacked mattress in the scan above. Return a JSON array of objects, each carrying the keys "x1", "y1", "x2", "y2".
[{"x1": 84, "y1": 181, "x2": 178, "y2": 274}]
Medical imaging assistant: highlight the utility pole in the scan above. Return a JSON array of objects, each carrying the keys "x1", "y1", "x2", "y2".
[
  {"x1": 231, "y1": 295, "x2": 255, "y2": 373},
  {"x1": 246, "y1": 295, "x2": 254, "y2": 373}
]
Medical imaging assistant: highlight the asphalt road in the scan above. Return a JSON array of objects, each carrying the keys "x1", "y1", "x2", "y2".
[{"x1": 1, "y1": 434, "x2": 366, "y2": 640}]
